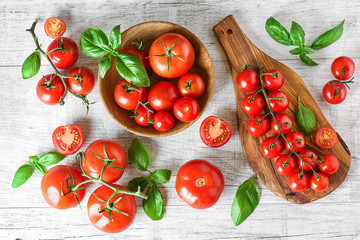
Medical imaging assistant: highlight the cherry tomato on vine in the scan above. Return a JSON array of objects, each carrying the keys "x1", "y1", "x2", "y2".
[
  {"x1": 173, "y1": 97, "x2": 200, "y2": 122},
  {"x1": 315, "y1": 127, "x2": 338, "y2": 149},
  {"x1": 288, "y1": 171, "x2": 309, "y2": 192},
  {"x1": 322, "y1": 80, "x2": 347, "y2": 104},
  {"x1": 153, "y1": 111, "x2": 175, "y2": 132},
  {"x1": 261, "y1": 136, "x2": 283, "y2": 158},
  {"x1": 275, "y1": 154, "x2": 297, "y2": 176},
  {"x1": 318, "y1": 154, "x2": 339, "y2": 175},
  {"x1": 297, "y1": 149, "x2": 318, "y2": 172},
  {"x1": 66, "y1": 67, "x2": 95, "y2": 95},
  {"x1": 271, "y1": 113, "x2": 292, "y2": 135},
  {"x1": 114, "y1": 79, "x2": 148, "y2": 110},
  {"x1": 134, "y1": 104, "x2": 155, "y2": 126},
  {"x1": 44, "y1": 17, "x2": 66, "y2": 39},
  {"x1": 120, "y1": 42, "x2": 150, "y2": 71},
  {"x1": 310, "y1": 173, "x2": 329, "y2": 192},
  {"x1": 177, "y1": 73, "x2": 205, "y2": 99},
  {"x1": 247, "y1": 114, "x2": 269, "y2": 137},
  {"x1": 241, "y1": 93, "x2": 265, "y2": 115},
  {"x1": 47, "y1": 37, "x2": 79, "y2": 69},
  {"x1": 331, "y1": 56, "x2": 355, "y2": 80},
  {"x1": 200, "y1": 116, "x2": 232, "y2": 148},
  {"x1": 176, "y1": 159, "x2": 224, "y2": 209},
  {"x1": 36, "y1": 74, "x2": 65, "y2": 105},
  {"x1": 148, "y1": 81, "x2": 180, "y2": 111},
  {"x1": 283, "y1": 131, "x2": 306, "y2": 153},
  {"x1": 52, "y1": 124, "x2": 83, "y2": 155},
  {"x1": 236, "y1": 69, "x2": 259, "y2": 92},
  {"x1": 262, "y1": 69, "x2": 284, "y2": 91},
  {"x1": 268, "y1": 90, "x2": 289, "y2": 113},
  {"x1": 41, "y1": 165, "x2": 86, "y2": 209}
]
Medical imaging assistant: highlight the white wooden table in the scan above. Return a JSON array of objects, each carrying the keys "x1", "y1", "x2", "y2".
[{"x1": 1, "y1": 0, "x2": 360, "y2": 239}]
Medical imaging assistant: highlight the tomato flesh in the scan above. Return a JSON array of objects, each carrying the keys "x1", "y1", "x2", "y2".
[
  {"x1": 200, "y1": 116, "x2": 232, "y2": 148},
  {"x1": 52, "y1": 124, "x2": 84, "y2": 155},
  {"x1": 44, "y1": 17, "x2": 66, "y2": 38},
  {"x1": 315, "y1": 127, "x2": 338, "y2": 149}
]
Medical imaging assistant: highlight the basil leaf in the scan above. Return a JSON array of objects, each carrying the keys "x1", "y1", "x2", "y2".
[
  {"x1": 22, "y1": 52, "x2": 40, "y2": 79},
  {"x1": 231, "y1": 176, "x2": 260, "y2": 226},
  {"x1": 143, "y1": 183, "x2": 164, "y2": 220},
  {"x1": 128, "y1": 138, "x2": 151, "y2": 171},
  {"x1": 128, "y1": 177, "x2": 148, "y2": 192},
  {"x1": 99, "y1": 54, "x2": 112, "y2": 78},
  {"x1": 151, "y1": 169, "x2": 172, "y2": 184},
  {"x1": 34, "y1": 162, "x2": 47, "y2": 175},
  {"x1": 109, "y1": 25, "x2": 121, "y2": 50},
  {"x1": 38, "y1": 151, "x2": 65, "y2": 166},
  {"x1": 290, "y1": 21, "x2": 305, "y2": 46},
  {"x1": 12, "y1": 164, "x2": 34, "y2": 188},
  {"x1": 289, "y1": 47, "x2": 301, "y2": 55},
  {"x1": 302, "y1": 47, "x2": 314, "y2": 55},
  {"x1": 311, "y1": 20, "x2": 345, "y2": 49},
  {"x1": 28, "y1": 155, "x2": 39, "y2": 165},
  {"x1": 80, "y1": 28, "x2": 111, "y2": 57},
  {"x1": 295, "y1": 95, "x2": 316, "y2": 136},
  {"x1": 265, "y1": 17, "x2": 292, "y2": 46},
  {"x1": 115, "y1": 54, "x2": 150, "y2": 87},
  {"x1": 300, "y1": 54, "x2": 318, "y2": 66}
]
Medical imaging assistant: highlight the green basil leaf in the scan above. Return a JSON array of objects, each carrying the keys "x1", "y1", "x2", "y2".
[
  {"x1": 295, "y1": 95, "x2": 316, "y2": 136},
  {"x1": 80, "y1": 28, "x2": 111, "y2": 57},
  {"x1": 290, "y1": 21, "x2": 305, "y2": 46},
  {"x1": 128, "y1": 138, "x2": 151, "y2": 171},
  {"x1": 99, "y1": 54, "x2": 112, "y2": 78},
  {"x1": 231, "y1": 176, "x2": 260, "y2": 226},
  {"x1": 109, "y1": 25, "x2": 121, "y2": 50},
  {"x1": 115, "y1": 54, "x2": 150, "y2": 87},
  {"x1": 34, "y1": 162, "x2": 47, "y2": 175},
  {"x1": 302, "y1": 47, "x2": 314, "y2": 55},
  {"x1": 300, "y1": 54, "x2": 318, "y2": 66},
  {"x1": 22, "y1": 52, "x2": 40, "y2": 79},
  {"x1": 143, "y1": 183, "x2": 164, "y2": 220},
  {"x1": 310, "y1": 20, "x2": 345, "y2": 49},
  {"x1": 128, "y1": 177, "x2": 148, "y2": 192},
  {"x1": 12, "y1": 164, "x2": 34, "y2": 188},
  {"x1": 38, "y1": 151, "x2": 65, "y2": 166},
  {"x1": 151, "y1": 169, "x2": 172, "y2": 184},
  {"x1": 289, "y1": 47, "x2": 301, "y2": 55},
  {"x1": 28, "y1": 155, "x2": 39, "y2": 165},
  {"x1": 265, "y1": 17, "x2": 292, "y2": 46}
]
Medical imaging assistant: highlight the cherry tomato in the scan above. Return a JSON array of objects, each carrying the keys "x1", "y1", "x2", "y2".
[
  {"x1": 315, "y1": 127, "x2": 338, "y2": 149},
  {"x1": 283, "y1": 131, "x2": 306, "y2": 153},
  {"x1": 66, "y1": 67, "x2": 95, "y2": 95},
  {"x1": 310, "y1": 173, "x2": 329, "y2": 192},
  {"x1": 262, "y1": 69, "x2": 284, "y2": 91},
  {"x1": 134, "y1": 104, "x2": 155, "y2": 126},
  {"x1": 318, "y1": 154, "x2": 339, "y2": 175},
  {"x1": 36, "y1": 74, "x2": 65, "y2": 105},
  {"x1": 87, "y1": 184, "x2": 136, "y2": 233},
  {"x1": 261, "y1": 136, "x2": 283, "y2": 158},
  {"x1": 52, "y1": 124, "x2": 83, "y2": 155},
  {"x1": 148, "y1": 81, "x2": 180, "y2": 111},
  {"x1": 153, "y1": 111, "x2": 175, "y2": 132},
  {"x1": 275, "y1": 154, "x2": 297, "y2": 176},
  {"x1": 177, "y1": 73, "x2": 205, "y2": 99},
  {"x1": 288, "y1": 171, "x2": 309, "y2": 192},
  {"x1": 41, "y1": 165, "x2": 86, "y2": 209},
  {"x1": 176, "y1": 159, "x2": 224, "y2": 209},
  {"x1": 322, "y1": 80, "x2": 347, "y2": 104},
  {"x1": 82, "y1": 139, "x2": 127, "y2": 183},
  {"x1": 298, "y1": 149, "x2": 318, "y2": 172},
  {"x1": 47, "y1": 37, "x2": 79, "y2": 69},
  {"x1": 149, "y1": 33, "x2": 195, "y2": 78},
  {"x1": 114, "y1": 79, "x2": 148, "y2": 110},
  {"x1": 200, "y1": 116, "x2": 232, "y2": 148},
  {"x1": 268, "y1": 90, "x2": 289, "y2": 113},
  {"x1": 173, "y1": 97, "x2": 200, "y2": 122},
  {"x1": 44, "y1": 17, "x2": 66, "y2": 39},
  {"x1": 120, "y1": 42, "x2": 150, "y2": 71},
  {"x1": 271, "y1": 113, "x2": 293, "y2": 135},
  {"x1": 247, "y1": 114, "x2": 269, "y2": 137},
  {"x1": 331, "y1": 56, "x2": 355, "y2": 80},
  {"x1": 241, "y1": 93, "x2": 265, "y2": 115},
  {"x1": 236, "y1": 69, "x2": 259, "y2": 92}
]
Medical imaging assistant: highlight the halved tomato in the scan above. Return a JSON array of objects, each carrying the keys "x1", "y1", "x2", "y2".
[
  {"x1": 315, "y1": 127, "x2": 338, "y2": 149},
  {"x1": 52, "y1": 124, "x2": 84, "y2": 155},
  {"x1": 44, "y1": 17, "x2": 66, "y2": 39},
  {"x1": 200, "y1": 116, "x2": 232, "y2": 148}
]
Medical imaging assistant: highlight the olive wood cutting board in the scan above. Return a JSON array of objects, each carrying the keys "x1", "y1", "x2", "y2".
[{"x1": 213, "y1": 15, "x2": 351, "y2": 204}]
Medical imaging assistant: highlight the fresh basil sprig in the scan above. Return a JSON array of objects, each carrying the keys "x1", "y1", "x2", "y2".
[
  {"x1": 265, "y1": 17, "x2": 345, "y2": 66},
  {"x1": 295, "y1": 95, "x2": 316, "y2": 136}
]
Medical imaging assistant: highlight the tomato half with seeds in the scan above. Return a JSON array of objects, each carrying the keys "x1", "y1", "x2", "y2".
[
  {"x1": 268, "y1": 90, "x2": 289, "y2": 113},
  {"x1": 177, "y1": 73, "x2": 205, "y2": 99},
  {"x1": 44, "y1": 17, "x2": 66, "y2": 39},
  {"x1": 261, "y1": 136, "x2": 283, "y2": 158},
  {"x1": 247, "y1": 114, "x2": 269, "y2": 137},
  {"x1": 114, "y1": 79, "x2": 148, "y2": 111},
  {"x1": 173, "y1": 97, "x2": 200, "y2": 122},
  {"x1": 47, "y1": 37, "x2": 79, "y2": 69},
  {"x1": 241, "y1": 93, "x2": 265, "y2": 115},
  {"x1": 200, "y1": 116, "x2": 232, "y2": 148},
  {"x1": 288, "y1": 171, "x2": 309, "y2": 192},
  {"x1": 236, "y1": 69, "x2": 259, "y2": 92},
  {"x1": 310, "y1": 173, "x2": 329, "y2": 192},
  {"x1": 36, "y1": 74, "x2": 65, "y2": 105},
  {"x1": 275, "y1": 154, "x2": 297, "y2": 176},
  {"x1": 297, "y1": 149, "x2": 318, "y2": 172},
  {"x1": 318, "y1": 154, "x2": 339, "y2": 175},
  {"x1": 283, "y1": 131, "x2": 306, "y2": 153},
  {"x1": 271, "y1": 113, "x2": 292, "y2": 135},
  {"x1": 66, "y1": 67, "x2": 95, "y2": 95},
  {"x1": 153, "y1": 111, "x2": 175, "y2": 132},
  {"x1": 262, "y1": 69, "x2": 284, "y2": 91},
  {"x1": 315, "y1": 127, "x2": 338, "y2": 149},
  {"x1": 331, "y1": 56, "x2": 355, "y2": 80},
  {"x1": 322, "y1": 80, "x2": 347, "y2": 104},
  {"x1": 52, "y1": 124, "x2": 84, "y2": 155}
]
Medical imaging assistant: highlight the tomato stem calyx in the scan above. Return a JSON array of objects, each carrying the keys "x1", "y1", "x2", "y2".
[{"x1": 151, "y1": 38, "x2": 185, "y2": 73}]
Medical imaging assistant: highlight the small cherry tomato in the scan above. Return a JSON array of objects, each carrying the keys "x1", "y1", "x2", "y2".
[
  {"x1": 247, "y1": 114, "x2": 269, "y2": 137},
  {"x1": 114, "y1": 79, "x2": 148, "y2": 111},
  {"x1": 315, "y1": 127, "x2": 338, "y2": 149},
  {"x1": 66, "y1": 67, "x2": 95, "y2": 95},
  {"x1": 331, "y1": 56, "x2": 355, "y2": 80},
  {"x1": 318, "y1": 154, "x2": 339, "y2": 175},
  {"x1": 177, "y1": 73, "x2": 205, "y2": 99},
  {"x1": 52, "y1": 124, "x2": 83, "y2": 155},
  {"x1": 241, "y1": 93, "x2": 265, "y2": 115},
  {"x1": 236, "y1": 69, "x2": 259, "y2": 92},
  {"x1": 262, "y1": 69, "x2": 284, "y2": 91},
  {"x1": 148, "y1": 81, "x2": 180, "y2": 112},
  {"x1": 36, "y1": 74, "x2": 65, "y2": 105},
  {"x1": 275, "y1": 154, "x2": 297, "y2": 176},
  {"x1": 298, "y1": 149, "x2": 318, "y2": 172},
  {"x1": 268, "y1": 90, "x2": 289, "y2": 113},
  {"x1": 271, "y1": 113, "x2": 293, "y2": 135},
  {"x1": 288, "y1": 171, "x2": 309, "y2": 192},
  {"x1": 283, "y1": 131, "x2": 306, "y2": 153},
  {"x1": 173, "y1": 97, "x2": 200, "y2": 122},
  {"x1": 47, "y1": 37, "x2": 79, "y2": 69},
  {"x1": 134, "y1": 104, "x2": 155, "y2": 127},
  {"x1": 200, "y1": 116, "x2": 232, "y2": 148},
  {"x1": 153, "y1": 111, "x2": 175, "y2": 132},
  {"x1": 120, "y1": 42, "x2": 150, "y2": 71},
  {"x1": 44, "y1": 17, "x2": 66, "y2": 39},
  {"x1": 310, "y1": 173, "x2": 329, "y2": 192},
  {"x1": 322, "y1": 80, "x2": 347, "y2": 104},
  {"x1": 261, "y1": 136, "x2": 283, "y2": 158}
]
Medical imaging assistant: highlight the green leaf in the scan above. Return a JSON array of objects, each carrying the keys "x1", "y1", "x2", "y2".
[
  {"x1": 295, "y1": 95, "x2": 316, "y2": 136},
  {"x1": 265, "y1": 17, "x2": 292, "y2": 46},
  {"x1": 289, "y1": 47, "x2": 301, "y2": 55},
  {"x1": 28, "y1": 155, "x2": 39, "y2": 165},
  {"x1": 290, "y1": 21, "x2": 305, "y2": 46},
  {"x1": 22, "y1": 52, "x2": 40, "y2": 79},
  {"x1": 310, "y1": 20, "x2": 345, "y2": 49},
  {"x1": 128, "y1": 138, "x2": 151, "y2": 171},
  {"x1": 300, "y1": 54, "x2": 318, "y2": 66},
  {"x1": 80, "y1": 28, "x2": 111, "y2": 57},
  {"x1": 302, "y1": 47, "x2": 314, "y2": 55},
  {"x1": 231, "y1": 176, "x2": 261, "y2": 226},
  {"x1": 109, "y1": 25, "x2": 121, "y2": 50},
  {"x1": 151, "y1": 169, "x2": 172, "y2": 184},
  {"x1": 12, "y1": 164, "x2": 34, "y2": 188},
  {"x1": 38, "y1": 151, "x2": 65, "y2": 166},
  {"x1": 115, "y1": 53, "x2": 150, "y2": 87},
  {"x1": 34, "y1": 162, "x2": 47, "y2": 175},
  {"x1": 143, "y1": 183, "x2": 164, "y2": 220},
  {"x1": 128, "y1": 177, "x2": 148, "y2": 192},
  {"x1": 99, "y1": 54, "x2": 112, "y2": 78}
]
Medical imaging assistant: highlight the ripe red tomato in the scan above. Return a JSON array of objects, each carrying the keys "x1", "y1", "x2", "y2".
[
  {"x1": 82, "y1": 139, "x2": 127, "y2": 183},
  {"x1": 318, "y1": 154, "x2": 339, "y2": 175},
  {"x1": 153, "y1": 111, "x2": 175, "y2": 132},
  {"x1": 322, "y1": 80, "x2": 347, "y2": 104},
  {"x1": 120, "y1": 42, "x2": 150, "y2": 71},
  {"x1": 66, "y1": 67, "x2": 95, "y2": 95},
  {"x1": 149, "y1": 33, "x2": 195, "y2": 78},
  {"x1": 134, "y1": 104, "x2": 155, "y2": 126},
  {"x1": 275, "y1": 154, "x2": 297, "y2": 176},
  {"x1": 310, "y1": 173, "x2": 329, "y2": 192},
  {"x1": 315, "y1": 127, "x2": 338, "y2": 149},
  {"x1": 262, "y1": 69, "x2": 284, "y2": 91},
  {"x1": 114, "y1": 79, "x2": 148, "y2": 110},
  {"x1": 36, "y1": 74, "x2": 65, "y2": 105},
  {"x1": 176, "y1": 159, "x2": 224, "y2": 209},
  {"x1": 241, "y1": 93, "x2": 265, "y2": 115},
  {"x1": 177, "y1": 73, "x2": 205, "y2": 99},
  {"x1": 148, "y1": 81, "x2": 180, "y2": 111},
  {"x1": 271, "y1": 113, "x2": 292, "y2": 135},
  {"x1": 200, "y1": 116, "x2": 232, "y2": 148},
  {"x1": 297, "y1": 149, "x2": 318, "y2": 171},
  {"x1": 288, "y1": 171, "x2": 309, "y2": 192},
  {"x1": 44, "y1": 17, "x2": 66, "y2": 39},
  {"x1": 173, "y1": 97, "x2": 200, "y2": 122},
  {"x1": 87, "y1": 185, "x2": 136, "y2": 233},
  {"x1": 283, "y1": 131, "x2": 306, "y2": 153},
  {"x1": 247, "y1": 114, "x2": 269, "y2": 137},
  {"x1": 331, "y1": 56, "x2": 355, "y2": 80},
  {"x1": 268, "y1": 90, "x2": 289, "y2": 113},
  {"x1": 236, "y1": 69, "x2": 259, "y2": 92},
  {"x1": 41, "y1": 165, "x2": 86, "y2": 209},
  {"x1": 52, "y1": 124, "x2": 83, "y2": 155},
  {"x1": 47, "y1": 37, "x2": 79, "y2": 69},
  {"x1": 261, "y1": 136, "x2": 283, "y2": 158}
]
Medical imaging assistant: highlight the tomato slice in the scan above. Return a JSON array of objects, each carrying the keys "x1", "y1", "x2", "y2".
[
  {"x1": 44, "y1": 17, "x2": 66, "y2": 38},
  {"x1": 200, "y1": 116, "x2": 232, "y2": 148},
  {"x1": 315, "y1": 127, "x2": 338, "y2": 149},
  {"x1": 52, "y1": 124, "x2": 84, "y2": 155}
]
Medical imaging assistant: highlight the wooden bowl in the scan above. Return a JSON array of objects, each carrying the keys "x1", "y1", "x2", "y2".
[{"x1": 99, "y1": 21, "x2": 214, "y2": 137}]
